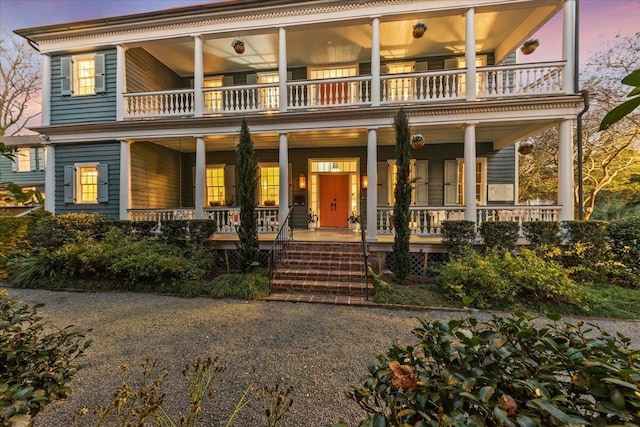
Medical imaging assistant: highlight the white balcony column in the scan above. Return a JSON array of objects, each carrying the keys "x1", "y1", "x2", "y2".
[
  {"x1": 278, "y1": 27, "x2": 287, "y2": 112},
  {"x1": 116, "y1": 44, "x2": 126, "y2": 121},
  {"x1": 562, "y1": 0, "x2": 576, "y2": 93},
  {"x1": 193, "y1": 35, "x2": 204, "y2": 117},
  {"x1": 41, "y1": 54, "x2": 51, "y2": 126},
  {"x1": 366, "y1": 128, "x2": 378, "y2": 241},
  {"x1": 195, "y1": 136, "x2": 206, "y2": 219},
  {"x1": 463, "y1": 123, "x2": 477, "y2": 222},
  {"x1": 44, "y1": 143, "x2": 55, "y2": 214},
  {"x1": 558, "y1": 119, "x2": 575, "y2": 220},
  {"x1": 465, "y1": 7, "x2": 476, "y2": 101},
  {"x1": 278, "y1": 132, "x2": 289, "y2": 228},
  {"x1": 371, "y1": 16, "x2": 381, "y2": 106},
  {"x1": 119, "y1": 140, "x2": 132, "y2": 220}
]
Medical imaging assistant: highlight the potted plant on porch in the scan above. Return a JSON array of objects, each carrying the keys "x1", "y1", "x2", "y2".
[
  {"x1": 520, "y1": 39, "x2": 539, "y2": 55},
  {"x1": 348, "y1": 212, "x2": 361, "y2": 232},
  {"x1": 308, "y1": 209, "x2": 319, "y2": 231},
  {"x1": 412, "y1": 22, "x2": 428, "y2": 39},
  {"x1": 232, "y1": 39, "x2": 245, "y2": 54}
]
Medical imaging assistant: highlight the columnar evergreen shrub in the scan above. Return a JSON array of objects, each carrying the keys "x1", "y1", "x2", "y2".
[
  {"x1": 441, "y1": 220, "x2": 476, "y2": 256},
  {"x1": 392, "y1": 108, "x2": 412, "y2": 282},
  {"x1": 607, "y1": 216, "x2": 640, "y2": 275},
  {"x1": 522, "y1": 221, "x2": 561, "y2": 248},
  {"x1": 479, "y1": 221, "x2": 519, "y2": 252},
  {"x1": 0, "y1": 289, "x2": 91, "y2": 425},
  {"x1": 348, "y1": 312, "x2": 640, "y2": 426},
  {"x1": 236, "y1": 119, "x2": 259, "y2": 272}
]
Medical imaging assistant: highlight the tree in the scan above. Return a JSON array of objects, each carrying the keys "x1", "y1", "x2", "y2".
[
  {"x1": 235, "y1": 119, "x2": 259, "y2": 271},
  {"x1": 392, "y1": 108, "x2": 412, "y2": 282},
  {"x1": 0, "y1": 35, "x2": 41, "y2": 136},
  {"x1": 519, "y1": 32, "x2": 640, "y2": 219}
]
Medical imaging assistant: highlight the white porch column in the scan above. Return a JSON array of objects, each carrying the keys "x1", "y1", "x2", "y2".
[
  {"x1": 465, "y1": 7, "x2": 476, "y2": 101},
  {"x1": 367, "y1": 128, "x2": 378, "y2": 241},
  {"x1": 562, "y1": 0, "x2": 576, "y2": 94},
  {"x1": 558, "y1": 119, "x2": 574, "y2": 220},
  {"x1": 195, "y1": 136, "x2": 206, "y2": 219},
  {"x1": 278, "y1": 132, "x2": 289, "y2": 228},
  {"x1": 278, "y1": 27, "x2": 288, "y2": 112},
  {"x1": 464, "y1": 123, "x2": 477, "y2": 222},
  {"x1": 44, "y1": 144, "x2": 55, "y2": 214},
  {"x1": 193, "y1": 35, "x2": 204, "y2": 117},
  {"x1": 116, "y1": 44, "x2": 126, "y2": 121},
  {"x1": 371, "y1": 16, "x2": 381, "y2": 106},
  {"x1": 41, "y1": 54, "x2": 51, "y2": 126},
  {"x1": 119, "y1": 140, "x2": 132, "y2": 220}
]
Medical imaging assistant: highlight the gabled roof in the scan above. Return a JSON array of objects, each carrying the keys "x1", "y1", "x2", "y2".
[{"x1": 0, "y1": 135, "x2": 43, "y2": 147}]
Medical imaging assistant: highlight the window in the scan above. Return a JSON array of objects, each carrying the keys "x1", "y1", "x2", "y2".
[
  {"x1": 64, "y1": 163, "x2": 108, "y2": 204},
  {"x1": 308, "y1": 65, "x2": 358, "y2": 105},
  {"x1": 258, "y1": 72, "x2": 279, "y2": 109},
  {"x1": 386, "y1": 62, "x2": 415, "y2": 101},
  {"x1": 204, "y1": 76, "x2": 224, "y2": 112},
  {"x1": 60, "y1": 54, "x2": 105, "y2": 96},
  {"x1": 12, "y1": 147, "x2": 46, "y2": 172},
  {"x1": 444, "y1": 158, "x2": 487, "y2": 205},
  {"x1": 259, "y1": 165, "x2": 279, "y2": 205},
  {"x1": 444, "y1": 56, "x2": 486, "y2": 96},
  {"x1": 206, "y1": 166, "x2": 225, "y2": 205},
  {"x1": 388, "y1": 159, "x2": 417, "y2": 204}
]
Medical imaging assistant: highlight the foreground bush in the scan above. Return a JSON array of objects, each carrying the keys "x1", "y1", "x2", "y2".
[
  {"x1": 0, "y1": 289, "x2": 91, "y2": 425},
  {"x1": 608, "y1": 216, "x2": 640, "y2": 276},
  {"x1": 348, "y1": 312, "x2": 640, "y2": 426},
  {"x1": 440, "y1": 249, "x2": 579, "y2": 309}
]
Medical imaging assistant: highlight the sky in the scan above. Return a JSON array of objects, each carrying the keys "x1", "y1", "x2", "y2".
[{"x1": 0, "y1": 0, "x2": 638, "y2": 131}]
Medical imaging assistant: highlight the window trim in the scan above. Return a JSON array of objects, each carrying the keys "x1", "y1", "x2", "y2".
[
  {"x1": 205, "y1": 164, "x2": 226, "y2": 206},
  {"x1": 60, "y1": 53, "x2": 106, "y2": 96},
  {"x1": 75, "y1": 162, "x2": 100, "y2": 204}
]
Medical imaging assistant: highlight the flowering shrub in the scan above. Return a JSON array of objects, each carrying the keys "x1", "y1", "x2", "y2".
[
  {"x1": 348, "y1": 312, "x2": 640, "y2": 426},
  {"x1": 0, "y1": 290, "x2": 91, "y2": 425}
]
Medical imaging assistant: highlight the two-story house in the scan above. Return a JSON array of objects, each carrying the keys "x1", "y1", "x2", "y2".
[{"x1": 15, "y1": 0, "x2": 582, "y2": 244}]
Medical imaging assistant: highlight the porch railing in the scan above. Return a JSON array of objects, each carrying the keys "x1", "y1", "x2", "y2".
[
  {"x1": 376, "y1": 205, "x2": 561, "y2": 236},
  {"x1": 267, "y1": 206, "x2": 293, "y2": 293},
  {"x1": 121, "y1": 63, "x2": 567, "y2": 119},
  {"x1": 204, "y1": 207, "x2": 280, "y2": 234},
  {"x1": 128, "y1": 208, "x2": 196, "y2": 221}
]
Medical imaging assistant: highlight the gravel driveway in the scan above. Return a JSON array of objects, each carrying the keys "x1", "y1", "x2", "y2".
[{"x1": 6, "y1": 288, "x2": 640, "y2": 427}]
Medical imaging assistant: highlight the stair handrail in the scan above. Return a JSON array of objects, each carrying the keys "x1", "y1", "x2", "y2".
[
  {"x1": 360, "y1": 203, "x2": 369, "y2": 301},
  {"x1": 267, "y1": 206, "x2": 294, "y2": 293}
]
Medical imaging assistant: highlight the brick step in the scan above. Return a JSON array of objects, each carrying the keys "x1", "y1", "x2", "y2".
[
  {"x1": 273, "y1": 268, "x2": 365, "y2": 282},
  {"x1": 285, "y1": 242, "x2": 363, "y2": 253},
  {"x1": 282, "y1": 250, "x2": 364, "y2": 262},
  {"x1": 270, "y1": 279, "x2": 373, "y2": 297},
  {"x1": 279, "y1": 257, "x2": 364, "y2": 271}
]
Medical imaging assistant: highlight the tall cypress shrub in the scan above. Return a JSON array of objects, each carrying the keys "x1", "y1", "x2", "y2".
[
  {"x1": 236, "y1": 119, "x2": 259, "y2": 271},
  {"x1": 392, "y1": 108, "x2": 412, "y2": 282}
]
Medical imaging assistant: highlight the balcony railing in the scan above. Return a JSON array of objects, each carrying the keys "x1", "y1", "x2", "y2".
[
  {"x1": 376, "y1": 205, "x2": 561, "y2": 237},
  {"x1": 121, "y1": 62, "x2": 566, "y2": 119}
]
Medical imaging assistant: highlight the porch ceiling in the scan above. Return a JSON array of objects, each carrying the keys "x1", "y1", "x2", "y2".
[
  {"x1": 141, "y1": 119, "x2": 555, "y2": 152},
  {"x1": 136, "y1": 1, "x2": 561, "y2": 76}
]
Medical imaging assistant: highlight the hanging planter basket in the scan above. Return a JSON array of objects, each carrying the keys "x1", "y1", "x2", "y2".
[
  {"x1": 232, "y1": 39, "x2": 245, "y2": 54},
  {"x1": 520, "y1": 39, "x2": 539, "y2": 55},
  {"x1": 412, "y1": 22, "x2": 428, "y2": 39},
  {"x1": 518, "y1": 143, "x2": 534, "y2": 155},
  {"x1": 411, "y1": 134, "x2": 425, "y2": 149}
]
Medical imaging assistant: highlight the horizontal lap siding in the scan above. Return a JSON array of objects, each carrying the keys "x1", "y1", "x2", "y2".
[
  {"x1": 486, "y1": 145, "x2": 516, "y2": 204},
  {"x1": 50, "y1": 50, "x2": 117, "y2": 124},
  {"x1": 131, "y1": 142, "x2": 181, "y2": 208},
  {"x1": 55, "y1": 142, "x2": 120, "y2": 218},
  {"x1": 0, "y1": 159, "x2": 45, "y2": 186},
  {"x1": 126, "y1": 48, "x2": 187, "y2": 92}
]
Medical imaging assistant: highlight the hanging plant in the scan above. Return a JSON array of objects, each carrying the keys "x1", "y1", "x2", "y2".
[
  {"x1": 232, "y1": 39, "x2": 245, "y2": 54},
  {"x1": 412, "y1": 22, "x2": 428, "y2": 39},
  {"x1": 411, "y1": 133, "x2": 425, "y2": 149},
  {"x1": 520, "y1": 39, "x2": 539, "y2": 55},
  {"x1": 518, "y1": 143, "x2": 534, "y2": 155}
]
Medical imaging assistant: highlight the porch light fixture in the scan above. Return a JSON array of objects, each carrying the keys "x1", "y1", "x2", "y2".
[
  {"x1": 298, "y1": 173, "x2": 307, "y2": 190},
  {"x1": 361, "y1": 174, "x2": 368, "y2": 189}
]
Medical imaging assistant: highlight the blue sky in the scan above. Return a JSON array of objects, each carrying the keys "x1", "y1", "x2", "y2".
[{"x1": 1, "y1": 0, "x2": 638, "y2": 66}]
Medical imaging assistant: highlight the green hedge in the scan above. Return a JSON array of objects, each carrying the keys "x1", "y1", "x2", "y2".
[
  {"x1": 608, "y1": 216, "x2": 640, "y2": 275},
  {"x1": 479, "y1": 221, "x2": 519, "y2": 252},
  {"x1": 522, "y1": 221, "x2": 561, "y2": 248},
  {"x1": 441, "y1": 220, "x2": 476, "y2": 256}
]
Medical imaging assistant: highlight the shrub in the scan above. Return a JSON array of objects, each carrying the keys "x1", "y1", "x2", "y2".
[
  {"x1": 479, "y1": 221, "x2": 519, "y2": 252},
  {"x1": 187, "y1": 219, "x2": 217, "y2": 244},
  {"x1": 159, "y1": 219, "x2": 188, "y2": 244},
  {"x1": 522, "y1": 221, "x2": 561, "y2": 248},
  {"x1": 32, "y1": 213, "x2": 110, "y2": 248},
  {"x1": 441, "y1": 220, "x2": 476, "y2": 256},
  {"x1": 0, "y1": 216, "x2": 31, "y2": 263},
  {"x1": 440, "y1": 249, "x2": 579, "y2": 309},
  {"x1": 130, "y1": 220, "x2": 158, "y2": 239},
  {"x1": 608, "y1": 216, "x2": 640, "y2": 275},
  {"x1": 0, "y1": 289, "x2": 91, "y2": 425},
  {"x1": 562, "y1": 220, "x2": 610, "y2": 263},
  {"x1": 348, "y1": 312, "x2": 640, "y2": 427}
]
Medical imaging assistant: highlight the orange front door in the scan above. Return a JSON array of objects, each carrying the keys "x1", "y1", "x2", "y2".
[{"x1": 319, "y1": 174, "x2": 349, "y2": 228}]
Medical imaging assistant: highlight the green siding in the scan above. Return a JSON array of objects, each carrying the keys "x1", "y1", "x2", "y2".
[
  {"x1": 50, "y1": 50, "x2": 117, "y2": 125},
  {"x1": 55, "y1": 142, "x2": 120, "y2": 218},
  {"x1": 131, "y1": 142, "x2": 181, "y2": 208}
]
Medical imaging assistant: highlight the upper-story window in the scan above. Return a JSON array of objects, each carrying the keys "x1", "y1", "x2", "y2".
[
  {"x1": 12, "y1": 147, "x2": 46, "y2": 172},
  {"x1": 204, "y1": 76, "x2": 224, "y2": 112},
  {"x1": 60, "y1": 53, "x2": 106, "y2": 96},
  {"x1": 257, "y1": 72, "x2": 279, "y2": 110}
]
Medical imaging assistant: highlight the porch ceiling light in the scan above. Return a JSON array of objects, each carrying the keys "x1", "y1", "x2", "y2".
[
  {"x1": 299, "y1": 173, "x2": 307, "y2": 190},
  {"x1": 362, "y1": 174, "x2": 368, "y2": 189}
]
